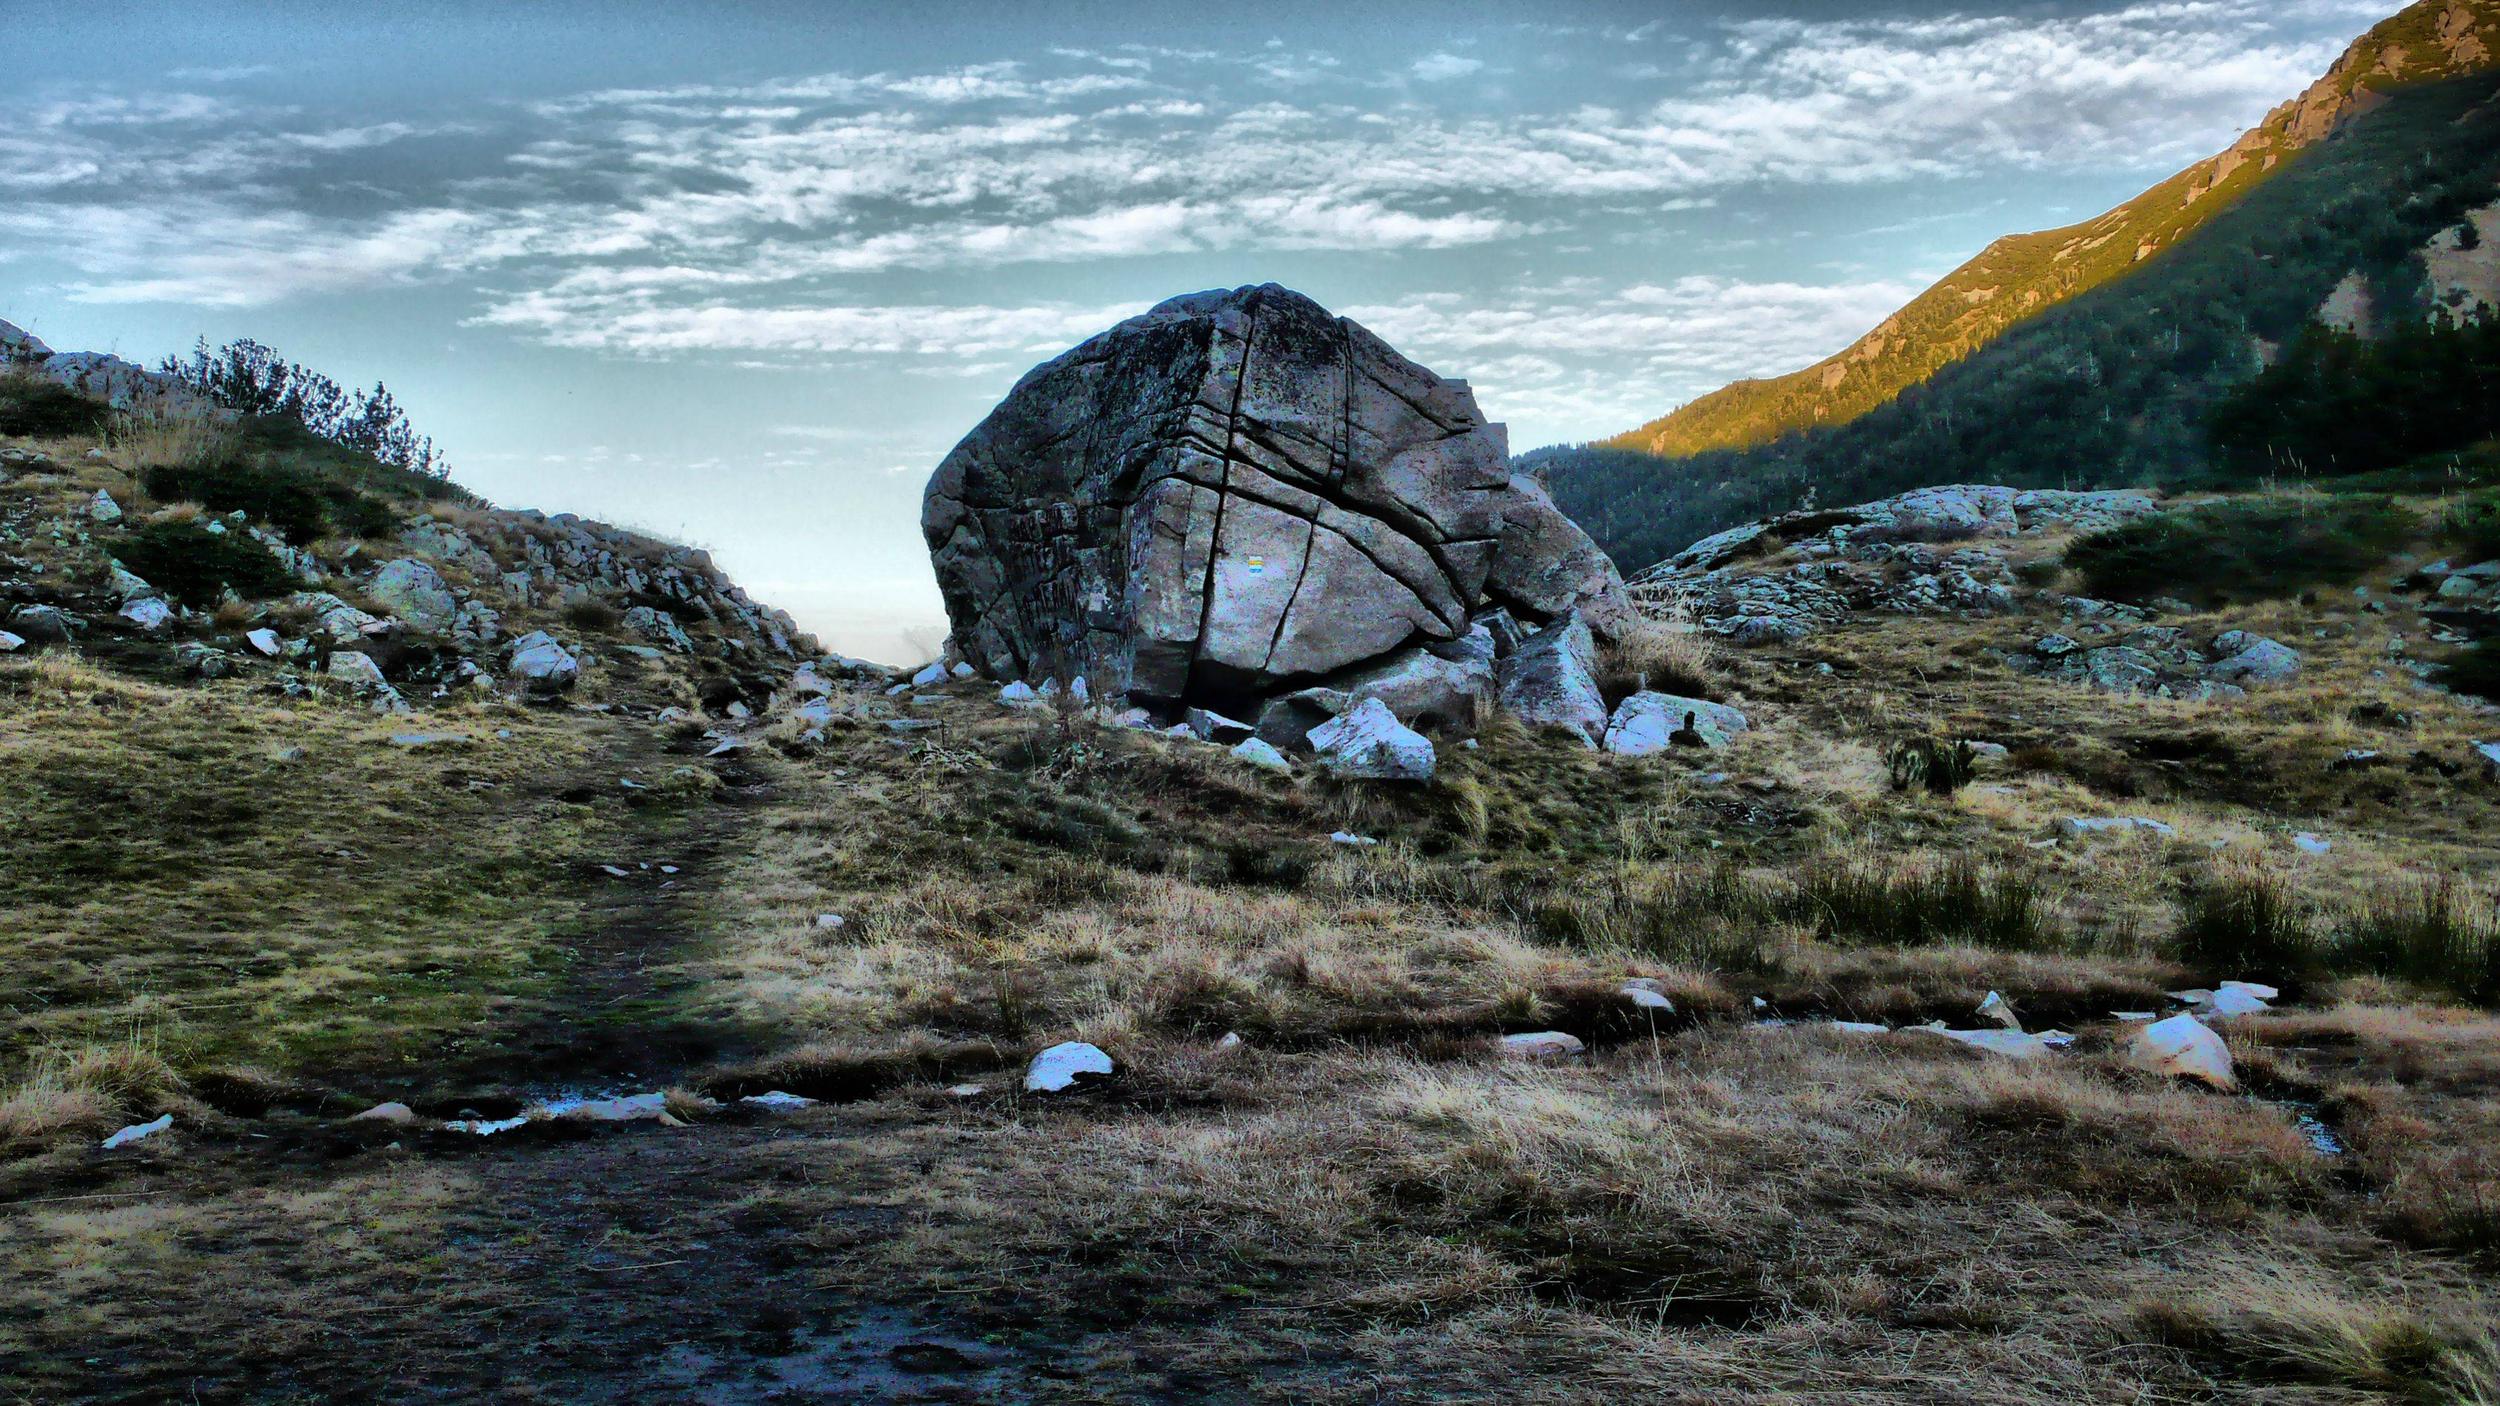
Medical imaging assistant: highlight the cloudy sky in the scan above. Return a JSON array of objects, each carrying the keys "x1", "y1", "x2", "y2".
[{"x1": 8, "y1": 0, "x2": 2394, "y2": 660}]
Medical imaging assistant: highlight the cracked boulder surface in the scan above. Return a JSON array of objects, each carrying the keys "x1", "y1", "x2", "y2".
[{"x1": 922, "y1": 283, "x2": 1627, "y2": 713}]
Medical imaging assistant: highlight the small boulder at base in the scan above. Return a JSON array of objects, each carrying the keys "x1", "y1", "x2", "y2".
[
  {"x1": 0, "y1": 630, "x2": 22, "y2": 652},
  {"x1": 1603, "y1": 692, "x2": 1750, "y2": 753},
  {"x1": 1308, "y1": 697, "x2": 1435, "y2": 781},
  {"x1": 2129, "y1": 1013, "x2": 2235, "y2": 1089},
  {"x1": 2207, "y1": 632, "x2": 2300, "y2": 685},
  {"x1": 1496, "y1": 612, "x2": 1608, "y2": 746},
  {"x1": 89, "y1": 489, "x2": 123, "y2": 524},
  {"x1": 1024, "y1": 1041, "x2": 1114, "y2": 1093},
  {"x1": 507, "y1": 631, "x2": 579, "y2": 693},
  {"x1": 326, "y1": 651, "x2": 388, "y2": 689},
  {"x1": 1231, "y1": 737, "x2": 1292, "y2": 773},
  {"x1": 2051, "y1": 816, "x2": 2177, "y2": 841},
  {"x1": 245, "y1": 627, "x2": 281, "y2": 656},
  {"x1": 1499, "y1": 1031, "x2": 1587, "y2": 1060},
  {"x1": 367, "y1": 559, "x2": 458, "y2": 632},
  {"x1": 118, "y1": 597, "x2": 173, "y2": 632},
  {"x1": 350, "y1": 1102, "x2": 417, "y2": 1124}
]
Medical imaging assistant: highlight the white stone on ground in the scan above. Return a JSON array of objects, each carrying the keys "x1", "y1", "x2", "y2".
[
  {"x1": 1231, "y1": 737, "x2": 1292, "y2": 773},
  {"x1": 2129, "y1": 1013, "x2": 2235, "y2": 1088},
  {"x1": 101, "y1": 1114, "x2": 171, "y2": 1149},
  {"x1": 1308, "y1": 697, "x2": 1435, "y2": 781},
  {"x1": 1024, "y1": 1041, "x2": 1114, "y2": 1092},
  {"x1": 1499, "y1": 1031, "x2": 1586, "y2": 1060}
]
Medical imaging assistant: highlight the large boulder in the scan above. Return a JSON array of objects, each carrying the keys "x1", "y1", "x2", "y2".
[
  {"x1": 1496, "y1": 612, "x2": 1608, "y2": 746},
  {"x1": 367, "y1": 559, "x2": 458, "y2": 633},
  {"x1": 506, "y1": 631, "x2": 579, "y2": 693},
  {"x1": 923, "y1": 284, "x2": 1627, "y2": 715}
]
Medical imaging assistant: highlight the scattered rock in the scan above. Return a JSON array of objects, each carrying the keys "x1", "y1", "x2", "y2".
[
  {"x1": 1186, "y1": 707, "x2": 1257, "y2": 744},
  {"x1": 2208, "y1": 632, "x2": 2301, "y2": 685},
  {"x1": 1308, "y1": 698, "x2": 1435, "y2": 781},
  {"x1": 997, "y1": 681, "x2": 1042, "y2": 708},
  {"x1": 351, "y1": 1102, "x2": 417, "y2": 1124},
  {"x1": 101, "y1": 1114, "x2": 171, "y2": 1149},
  {"x1": 387, "y1": 732, "x2": 463, "y2": 749},
  {"x1": 89, "y1": 490, "x2": 123, "y2": 524},
  {"x1": 2128, "y1": 1013, "x2": 2235, "y2": 1088},
  {"x1": 245, "y1": 627, "x2": 281, "y2": 656},
  {"x1": 1603, "y1": 692, "x2": 1750, "y2": 753},
  {"x1": 0, "y1": 630, "x2": 22, "y2": 652},
  {"x1": 2290, "y1": 832, "x2": 2331, "y2": 856},
  {"x1": 117, "y1": 597, "x2": 173, "y2": 632},
  {"x1": 1496, "y1": 612, "x2": 1608, "y2": 746},
  {"x1": 910, "y1": 661, "x2": 948, "y2": 688},
  {"x1": 326, "y1": 651, "x2": 389, "y2": 689},
  {"x1": 2475, "y1": 740, "x2": 2500, "y2": 780},
  {"x1": 1024, "y1": 1041, "x2": 1114, "y2": 1093},
  {"x1": 2050, "y1": 816, "x2": 2177, "y2": 840},
  {"x1": 1620, "y1": 979, "x2": 1675, "y2": 1012},
  {"x1": 1329, "y1": 831, "x2": 1380, "y2": 847},
  {"x1": 367, "y1": 559, "x2": 458, "y2": 633},
  {"x1": 8, "y1": 605, "x2": 76, "y2": 643},
  {"x1": 814, "y1": 913, "x2": 846, "y2": 931},
  {"x1": 1974, "y1": 991, "x2": 2021, "y2": 1031},
  {"x1": 1230, "y1": 737, "x2": 1292, "y2": 773},
  {"x1": 740, "y1": 1091, "x2": 818, "y2": 1111},
  {"x1": 1915, "y1": 1026, "x2": 2052, "y2": 1059},
  {"x1": 507, "y1": 631, "x2": 579, "y2": 693},
  {"x1": 1499, "y1": 1031, "x2": 1587, "y2": 1060}
]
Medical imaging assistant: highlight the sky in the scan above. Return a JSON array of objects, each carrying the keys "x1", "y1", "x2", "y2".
[{"x1": 5, "y1": 0, "x2": 2399, "y2": 661}]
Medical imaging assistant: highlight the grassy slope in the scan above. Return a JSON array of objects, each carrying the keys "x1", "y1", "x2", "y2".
[
  {"x1": 6, "y1": 415, "x2": 2500, "y2": 1397},
  {"x1": 1600, "y1": 0, "x2": 2500, "y2": 460}
]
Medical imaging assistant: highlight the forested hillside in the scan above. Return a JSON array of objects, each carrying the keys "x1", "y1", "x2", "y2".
[
  {"x1": 1547, "y1": 69, "x2": 2500, "y2": 574},
  {"x1": 1599, "y1": 0, "x2": 2500, "y2": 462}
]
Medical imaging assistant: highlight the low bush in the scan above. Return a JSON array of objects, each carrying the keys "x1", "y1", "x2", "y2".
[
  {"x1": 1795, "y1": 856, "x2": 2048, "y2": 948},
  {"x1": 141, "y1": 445, "x2": 400, "y2": 543},
  {"x1": 2064, "y1": 495, "x2": 2416, "y2": 605},
  {"x1": 2442, "y1": 639, "x2": 2500, "y2": 705},
  {"x1": 0, "y1": 376, "x2": 111, "y2": 438},
  {"x1": 2332, "y1": 875, "x2": 2500, "y2": 1006},
  {"x1": 114, "y1": 518, "x2": 302, "y2": 607},
  {"x1": 2173, "y1": 865, "x2": 2317, "y2": 978}
]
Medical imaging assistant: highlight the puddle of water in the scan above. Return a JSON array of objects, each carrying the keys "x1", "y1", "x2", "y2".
[
  {"x1": 655, "y1": 1305, "x2": 1032, "y2": 1404},
  {"x1": 2251, "y1": 1095, "x2": 2345, "y2": 1156}
]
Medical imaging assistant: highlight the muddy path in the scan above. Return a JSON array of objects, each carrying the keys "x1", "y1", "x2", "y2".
[{"x1": 374, "y1": 721, "x2": 781, "y2": 1113}]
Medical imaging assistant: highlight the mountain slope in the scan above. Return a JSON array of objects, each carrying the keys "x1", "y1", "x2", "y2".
[
  {"x1": 1548, "y1": 63, "x2": 2500, "y2": 573},
  {"x1": 1599, "y1": 0, "x2": 2500, "y2": 461}
]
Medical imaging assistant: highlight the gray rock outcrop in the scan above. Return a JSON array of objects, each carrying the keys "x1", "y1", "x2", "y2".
[{"x1": 923, "y1": 284, "x2": 1627, "y2": 716}]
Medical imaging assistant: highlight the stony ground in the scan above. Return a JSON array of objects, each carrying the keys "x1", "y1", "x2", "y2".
[{"x1": 6, "y1": 435, "x2": 2500, "y2": 1401}]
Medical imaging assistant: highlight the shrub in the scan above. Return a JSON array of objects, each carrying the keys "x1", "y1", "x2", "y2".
[
  {"x1": 2173, "y1": 865, "x2": 2317, "y2": 978},
  {"x1": 114, "y1": 518, "x2": 302, "y2": 607},
  {"x1": 2064, "y1": 495, "x2": 2416, "y2": 605},
  {"x1": 2332, "y1": 876, "x2": 2500, "y2": 1005},
  {"x1": 2440, "y1": 489, "x2": 2500, "y2": 561},
  {"x1": 563, "y1": 598, "x2": 622, "y2": 632},
  {"x1": 1597, "y1": 609, "x2": 1718, "y2": 700},
  {"x1": 1794, "y1": 856, "x2": 2047, "y2": 948},
  {"x1": 2448, "y1": 640, "x2": 2500, "y2": 704},
  {"x1": 1886, "y1": 736, "x2": 1977, "y2": 796},
  {"x1": 0, "y1": 375, "x2": 112, "y2": 437},
  {"x1": 141, "y1": 448, "x2": 398, "y2": 543}
]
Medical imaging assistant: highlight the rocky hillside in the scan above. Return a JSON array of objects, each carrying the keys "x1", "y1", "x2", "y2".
[
  {"x1": 1547, "y1": 52, "x2": 2500, "y2": 575},
  {"x1": 1601, "y1": 0, "x2": 2500, "y2": 461},
  {"x1": 0, "y1": 321, "x2": 823, "y2": 721}
]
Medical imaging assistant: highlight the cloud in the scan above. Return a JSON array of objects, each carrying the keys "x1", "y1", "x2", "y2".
[
  {"x1": 471, "y1": 294, "x2": 1151, "y2": 359},
  {"x1": 0, "y1": 203, "x2": 482, "y2": 306},
  {"x1": 1410, "y1": 53, "x2": 1485, "y2": 82}
]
